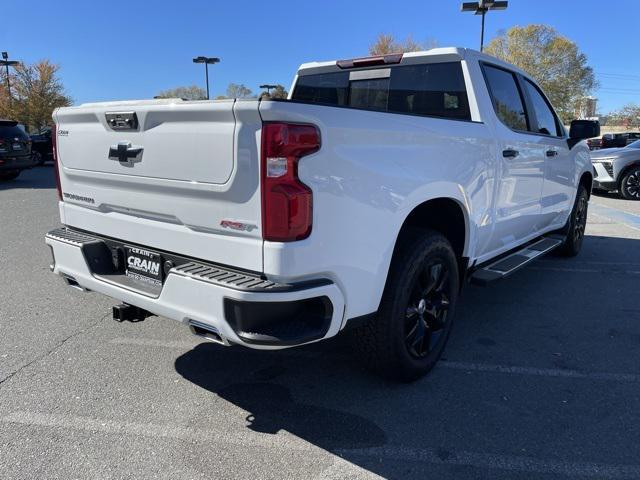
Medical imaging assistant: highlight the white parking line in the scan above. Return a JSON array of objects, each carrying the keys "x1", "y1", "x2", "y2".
[
  {"x1": 589, "y1": 210, "x2": 640, "y2": 231},
  {"x1": 538, "y1": 260, "x2": 640, "y2": 266},
  {"x1": 1, "y1": 410, "x2": 305, "y2": 450},
  {"x1": 589, "y1": 207, "x2": 640, "y2": 233},
  {"x1": 109, "y1": 337, "x2": 326, "y2": 359},
  {"x1": 315, "y1": 459, "x2": 384, "y2": 480},
  {"x1": 439, "y1": 361, "x2": 640, "y2": 382},
  {"x1": 109, "y1": 337, "x2": 640, "y2": 383},
  {"x1": 110, "y1": 337, "x2": 199, "y2": 350},
  {"x1": 529, "y1": 266, "x2": 640, "y2": 275},
  {"x1": 4, "y1": 411, "x2": 640, "y2": 479}
]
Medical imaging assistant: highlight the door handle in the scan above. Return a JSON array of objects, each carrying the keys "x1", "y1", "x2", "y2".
[
  {"x1": 546, "y1": 150, "x2": 558, "y2": 157},
  {"x1": 502, "y1": 149, "x2": 519, "y2": 158}
]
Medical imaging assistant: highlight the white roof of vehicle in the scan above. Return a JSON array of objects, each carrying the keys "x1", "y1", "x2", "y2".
[{"x1": 296, "y1": 47, "x2": 528, "y2": 78}]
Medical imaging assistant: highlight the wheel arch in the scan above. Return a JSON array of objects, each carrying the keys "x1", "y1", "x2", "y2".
[
  {"x1": 383, "y1": 197, "x2": 470, "y2": 298},
  {"x1": 579, "y1": 170, "x2": 593, "y2": 199},
  {"x1": 395, "y1": 197, "x2": 469, "y2": 258}
]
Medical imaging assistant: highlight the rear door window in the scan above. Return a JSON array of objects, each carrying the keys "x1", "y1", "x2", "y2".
[
  {"x1": 292, "y1": 61, "x2": 471, "y2": 121},
  {"x1": 482, "y1": 64, "x2": 528, "y2": 131},
  {"x1": 387, "y1": 63, "x2": 470, "y2": 120}
]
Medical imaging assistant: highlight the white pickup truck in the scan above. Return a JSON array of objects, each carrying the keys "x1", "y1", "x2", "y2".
[{"x1": 46, "y1": 48, "x2": 599, "y2": 381}]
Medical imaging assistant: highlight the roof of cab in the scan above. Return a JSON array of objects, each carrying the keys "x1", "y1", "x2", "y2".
[{"x1": 296, "y1": 47, "x2": 529, "y2": 79}]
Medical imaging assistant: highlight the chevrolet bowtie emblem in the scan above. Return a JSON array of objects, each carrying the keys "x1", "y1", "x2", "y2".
[{"x1": 108, "y1": 141, "x2": 143, "y2": 164}]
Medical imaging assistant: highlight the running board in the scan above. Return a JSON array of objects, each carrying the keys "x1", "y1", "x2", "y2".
[{"x1": 470, "y1": 236, "x2": 564, "y2": 286}]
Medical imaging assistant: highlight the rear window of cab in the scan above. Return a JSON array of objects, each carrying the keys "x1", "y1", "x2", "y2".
[{"x1": 292, "y1": 62, "x2": 471, "y2": 121}]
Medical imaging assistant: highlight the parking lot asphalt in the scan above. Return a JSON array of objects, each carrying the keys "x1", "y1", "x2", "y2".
[{"x1": 1, "y1": 166, "x2": 640, "y2": 480}]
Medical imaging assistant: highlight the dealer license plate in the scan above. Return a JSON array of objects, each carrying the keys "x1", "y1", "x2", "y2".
[{"x1": 124, "y1": 246, "x2": 163, "y2": 287}]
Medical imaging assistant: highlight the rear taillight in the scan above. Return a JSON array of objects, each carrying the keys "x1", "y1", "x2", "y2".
[
  {"x1": 261, "y1": 122, "x2": 320, "y2": 242},
  {"x1": 52, "y1": 124, "x2": 63, "y2": 200}
]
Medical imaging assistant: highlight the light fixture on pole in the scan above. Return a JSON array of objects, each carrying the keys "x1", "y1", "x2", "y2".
[
  {"x1": 1, "y1": 51, "x2": 20, "y2": 102},
  {"x1": 192, "y1": 56, "x2": 220, "y2": 100},
  {"x1": 260, "y1": 84, "x2": 278, "y2": 95},
  {"x1": 461, "y1": 1, "x2": 508, "y2": 52}
]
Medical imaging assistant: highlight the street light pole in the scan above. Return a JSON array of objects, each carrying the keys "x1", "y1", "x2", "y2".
[
  {"x1": 205, "y1": 62, "x2": 210, "y2": 100},
  {"x1": 480, "y1": 9, "x2": 486, "y2": 51},
  {"x1": 461, "y1": 1, "x2": 508, "y2": 52},
  {"x1": 1, "y1": 51, "x2": 20, "y2": 102},
  {"x1": 193, "y1": 56, "x2": 220, "y2": 100},
  {"x1": 260, "y1": 84, "x2": 277, "y2": 96}
]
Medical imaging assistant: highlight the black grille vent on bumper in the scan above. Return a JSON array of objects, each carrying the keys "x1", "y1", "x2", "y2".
[{"x1": 603, "y1": 163, "x2": 614, "y2": 177}]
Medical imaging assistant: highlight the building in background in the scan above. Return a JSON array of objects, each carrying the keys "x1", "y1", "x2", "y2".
[{"x1": 575, "y1": 96, "x2": 598, "y2": 120}]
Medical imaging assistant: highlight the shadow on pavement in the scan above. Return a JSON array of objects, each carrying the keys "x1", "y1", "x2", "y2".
[
  {"x1": 175, "y1": 234, "x2": 640, "y2": 479},
  {"x1": 0, "y1": 165, "x2": 56, "y2": 191},
  {"x1": 175, "y1": 340, "x2": 388, "y2": 451}
]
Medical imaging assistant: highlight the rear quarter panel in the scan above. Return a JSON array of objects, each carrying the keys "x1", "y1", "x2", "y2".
[{"x1": 259, "y1": 100, "x2": 498, "y2": 320}]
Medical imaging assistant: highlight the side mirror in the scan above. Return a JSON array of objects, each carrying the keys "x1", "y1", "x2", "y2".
[
  {"x1": 568, "y1": 120, "x2": 600, "y2": 149},
  {"x1": 570, "y1": 120, "x2": 600, "y2": 140}
]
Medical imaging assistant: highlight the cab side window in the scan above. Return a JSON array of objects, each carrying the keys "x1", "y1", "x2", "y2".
[
  {"x1": 482, "y1": 64, "x2": 528, "y2": 131},
  {"x1": 523, "y1": 79, "x2": 561, "y2": 136}
]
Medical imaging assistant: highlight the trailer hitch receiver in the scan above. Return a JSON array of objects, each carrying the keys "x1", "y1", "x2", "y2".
[{"x1": 112, "y1": 303, "x2": 151, "y2": 322}]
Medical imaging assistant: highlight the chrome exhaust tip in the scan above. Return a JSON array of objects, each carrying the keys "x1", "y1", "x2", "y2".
[
  {"x1": 188, "y1": 319, "x2": 229, "y2": 346},
  {"x1": 61, "y1": 274, "x2": 89, "y2": 292}
]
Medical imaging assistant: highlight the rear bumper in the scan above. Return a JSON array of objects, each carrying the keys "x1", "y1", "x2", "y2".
[
  {"x1": 0, "y1": 154, "x2": 36, "y2": 171},
  {"x1": 45, "y1": 228, "x2": 345, "y2": 349}
]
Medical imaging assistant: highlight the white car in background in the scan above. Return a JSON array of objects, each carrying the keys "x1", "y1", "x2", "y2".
[
  {"x1": 46, "y1": 48, "x2": 597, "y2": 381},
  {"x1": 592, "y1": 140, "x2": 640, "y2": 200}
]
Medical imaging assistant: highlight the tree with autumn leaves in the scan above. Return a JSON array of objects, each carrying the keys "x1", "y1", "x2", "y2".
[
  {"x1": 0, "y1": 60, "x2": 72, "y2": 132},
  {"x1": 369, "y1": 25, "x2": 597, "y2": 124},
  {"x1": 485, "y1": 25, "x2": 597, "y2": 124}
]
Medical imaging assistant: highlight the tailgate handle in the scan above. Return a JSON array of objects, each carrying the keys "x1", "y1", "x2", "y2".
[{"x1": 108, "y1": 141, "x2": 143, "y2": 164}]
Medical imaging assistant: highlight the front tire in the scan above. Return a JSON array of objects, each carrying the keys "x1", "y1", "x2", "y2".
[
  {"x1": 353, "y1": 229, "x2": 459, "y2": 382},
  {"x1": 557, "y1": 184, "x2": 589, "y2": 257},
  {"x1": 619, "y1": 166, "x2": 640, "y2": 200}
]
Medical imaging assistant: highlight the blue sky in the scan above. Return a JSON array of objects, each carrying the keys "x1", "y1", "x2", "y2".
[{"x1": 2, "y1": 0, "x2": 638, "y2": 113}]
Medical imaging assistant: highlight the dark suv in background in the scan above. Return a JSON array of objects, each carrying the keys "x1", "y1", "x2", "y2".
[
  {"x1": 30, "y1": 127, "x2": 53, "y2": 166},
  {"x1": 601, "y1": 132, "x2": 640, "y2": 149},
  {"x1": 0, "y1": 120, "x2": 34, "y2": 181}
]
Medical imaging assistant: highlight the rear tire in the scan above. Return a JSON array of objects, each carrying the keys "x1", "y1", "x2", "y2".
[
  {"x1": 557, "y1": 184, "x2": 589, "y2": 257},
  {"x1": 0, "y1": 170, "x2": 20, "y2": 181},
  {"x1": 352, "y1": 229, "x2": 459, "y2": 382},
  {"x1": 619, "y1": 166, "x2": 640, "y2": 200}
]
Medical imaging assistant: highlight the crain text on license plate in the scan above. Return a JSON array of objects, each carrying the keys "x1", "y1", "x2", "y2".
[{"x1": 125, "y1": 246, "x2": 163, "y2": 287}]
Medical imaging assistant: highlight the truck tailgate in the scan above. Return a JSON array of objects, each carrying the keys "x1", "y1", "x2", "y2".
[{"x1": 54, "y1": 99, "x2": 264, "y2": 272}]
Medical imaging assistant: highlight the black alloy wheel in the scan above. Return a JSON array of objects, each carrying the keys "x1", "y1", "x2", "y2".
[
  {"x1": 557, "y1": 184, "x2": 589, "y2": 257},
  {"x1": 352, "y1": 229, "x2": 459, "y2": 382},
  {"x1": 404, "y1": 262, "x2": 451, "y2": 358}
]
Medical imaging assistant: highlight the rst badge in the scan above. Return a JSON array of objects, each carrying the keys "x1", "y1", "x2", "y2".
[
  {"x1": 220, "y1": 220, "x2": 257, "y2": 232},
  {"x1": 124, "y1": 246, "x2": 163, "y2": 287}
]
